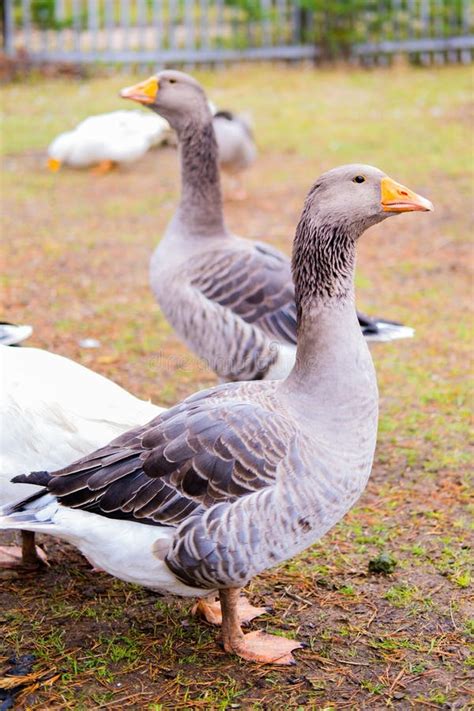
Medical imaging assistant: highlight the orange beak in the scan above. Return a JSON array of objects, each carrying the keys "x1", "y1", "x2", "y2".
[
  {"x1": 47, "y1": 157, "x2": 61, "y2": 172},
  {"x1": 120, "y1": 76, "x2": 159, "y2": 105},
  {"x1": 381, "y1": 176, "x2": 433, "y2": 213}
]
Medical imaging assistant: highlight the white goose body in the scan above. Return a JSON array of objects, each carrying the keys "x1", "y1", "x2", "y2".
[
  {"x1": 0, "y1": 346, "x2": 163, "y2": 504},
  {"x1": 47, "y1": 110, "x2": 171, "y2": 169}
]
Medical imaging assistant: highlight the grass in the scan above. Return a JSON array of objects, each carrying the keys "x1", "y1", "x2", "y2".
[{"x1": 1, "y1": 63, "x2": 473, "y2": 708}]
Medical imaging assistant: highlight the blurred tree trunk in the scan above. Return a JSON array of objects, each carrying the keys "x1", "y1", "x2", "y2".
[{"x1": 1, "y1": 0, "x2": 7, "y2": 51}]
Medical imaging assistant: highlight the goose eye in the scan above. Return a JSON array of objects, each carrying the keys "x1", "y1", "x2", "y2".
[
  {"x1": 169, "y1": 79, "x2": 177, "y2": 84},
  {"x1": 353, "y1": 175, "x2": 366, "y2": 184}
]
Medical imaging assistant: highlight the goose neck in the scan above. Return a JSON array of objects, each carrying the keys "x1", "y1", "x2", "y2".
[
  {"x1": 285, "y1": 213, "x2": 368, "y2": 391},
  {"x1": 175, "y1": 119, "x2": 227, "y2": 237}
]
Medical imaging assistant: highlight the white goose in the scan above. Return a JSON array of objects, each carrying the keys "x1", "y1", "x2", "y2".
[
  {"x1": 1, "y1": 165, "x2": 432, "y2": 663},
  {"x1": 47, "y1": 110, "x2": 172, "y2": 174},
  {"x1": 0, "y1": 345, "x2": 163, "y2": 566}
]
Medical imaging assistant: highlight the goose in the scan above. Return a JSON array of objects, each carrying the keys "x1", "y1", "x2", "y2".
[
  {"x1": 0, "y1": 345, "x2": 163, "y2": 567},
  {"x1": 212, "y1": 110, "x2": 257, "y2": 199},
  {"x1": 47, "y1": 110, "x2": 172, "y2": 174},
  {"x1": 1, "y1": 165, "x2": 432, "y2": 663},
  {"x1": 120, "y1": 71, "x2": 415, "y2": 383},
  {"x1": 213, "y1": 110, "x2": 256, "y2": 175}
]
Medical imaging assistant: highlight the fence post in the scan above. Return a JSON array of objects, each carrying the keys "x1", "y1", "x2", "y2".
[
  {"x1": 72, "y1": 0, "x2": 81, "y2": 53},
  {"x1": 261, "y1": 0, "x2": 272, "y2": 46},
  {"x1": 420, "y1": 0, "x2": 430, "y2": 64},
  {"x1": 153, "y1": 0, "x2": 163, "y2": 62},
  {"x1": 56, "y1": 0, "x2": 66, "y2": 52},
  {"x1": 56, "y1": 0, "x2": 66, "y2": 24},
  {"x1": 104, "y1": 0, "x2": 114, "y2": 53},
  {"x1": 2, "y1": 0, "x2": 15, "y2": 56},
  {"x1": 461, "y1": 0, "x2": 472, "y2": 63},
  {"x1": 22, "y1": 0, "x2": 32, "y2": 48},
  {"x1": 88, "y1": 0, "x2": 99, "y2": 54}
]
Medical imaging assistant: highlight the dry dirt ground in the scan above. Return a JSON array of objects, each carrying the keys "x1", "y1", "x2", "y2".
[{"x1": 0, "y1": 64, "x2": 473, "y2": 709}]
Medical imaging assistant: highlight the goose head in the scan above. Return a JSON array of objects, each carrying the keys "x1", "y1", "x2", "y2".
[
  {"x1": 304, "y1": 164, "x2": 434, "y2": 238},
  {"x1": 292, "y1": 165, "x2": 433, "y2": 308},
  {"x1": 120, "y1": 70, "x2": 211, "y2": 131}
]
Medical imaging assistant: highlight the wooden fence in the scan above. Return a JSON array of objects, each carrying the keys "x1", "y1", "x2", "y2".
[{"x1": 2, "y1": 0, "x2": 473, "y2": 66}]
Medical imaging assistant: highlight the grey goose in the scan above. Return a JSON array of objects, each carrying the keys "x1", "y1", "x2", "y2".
[
  {"x1": 120, "y1": 70, "x2": 416, "y2": 382},
  {"x1": 1, "y1": 164, "x2": 432, "y2": 663},
  {"x1": 212, "y1": 109, "x2": 257, "y2": 199}
]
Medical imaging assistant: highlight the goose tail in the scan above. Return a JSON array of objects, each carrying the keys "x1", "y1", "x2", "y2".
[
  {"x1": 12, "y1": 470, "x2": 52, "y2": 487},
  {"x1": 0, "y1": 322, "x2": 33, "y2": 346},
  {"x1": 358, "y1": 313, "x2": 415, "y2": 343},
  {"x1": 363, "y1": 320, "x2": 414, "y2": 343},
  {"x1": 0, "y1": 472, "x2": 57, "y2": 531}
]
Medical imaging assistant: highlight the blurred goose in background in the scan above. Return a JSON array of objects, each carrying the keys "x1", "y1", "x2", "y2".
[
  {"x1": 0, "y1": 345, "x2": 163, "y2": 568},
  {"x1": 1, "y1": 165, "x2": 432, "y2": 663},
  {"x1": 47, "y1": 110, "x2": 172, "y2": 174},
  {"x1": 121, "y1": 71, "x2": 416, "y2": 382},
  {"x1": 212, "y1": 110, "x2": 257, "y2": 199}
]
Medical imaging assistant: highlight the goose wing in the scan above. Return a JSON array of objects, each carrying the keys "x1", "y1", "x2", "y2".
[
  {"x1": 23, "y1": 384, "x2": 296, "y2": 530},
  {"x1": 192, "y1": 242, "x2": 298, "y2": 346}
]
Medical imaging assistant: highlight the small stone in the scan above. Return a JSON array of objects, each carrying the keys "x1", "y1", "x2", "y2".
[
  {"x1": 368, "y1": 552, "x2": 397, "y2": 575},
  {"x1": 79, "y1": 338, "x2": 101, "y2": 348}
]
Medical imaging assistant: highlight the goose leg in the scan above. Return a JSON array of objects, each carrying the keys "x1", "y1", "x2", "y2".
[
  {"x1": 221, "y1": 174, "x2": 247, "y2": 202},
  {"x1": 21, "y1": 531, "x2": 47, "y2": 567},
  {"x1": 219, "y1": 588, "x2": 302, "y2": 665},
  {"x1": 192, "y1": 594, "x2": 267, "y2": 625},
  {"x1": 231, "y1": 176, "x2": 247, "y2": 202},
  {"x1": 91, "y1": 160, "x2": 115, "y2": 175},
  {"x1": 224, "y1": 175, "x2": 247, "y2": 201}
]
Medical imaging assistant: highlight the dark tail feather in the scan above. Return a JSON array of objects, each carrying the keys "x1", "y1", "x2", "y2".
[
  {"x1": 357, "y1": 311, "x2": 402, "y2": 333},
  {"x1": 357, "y1": 311, "x2": 414, "y2": 342},
  {"x1": 12, "y1": 470, "x2": 52, "y2": 486},
  {"x1": 213, "y1": 110, "x2": 235, "y2": 121},
  {"x1": 4, "y1": 487, "x2": 50, "y2": 515}
]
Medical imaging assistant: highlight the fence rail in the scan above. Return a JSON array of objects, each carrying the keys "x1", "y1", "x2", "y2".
[{"x1": 2, "y1": 0, "x2": 473, "y2": 66}]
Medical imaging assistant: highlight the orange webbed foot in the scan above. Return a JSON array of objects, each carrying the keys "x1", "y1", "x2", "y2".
[
  {"x1": 91, "y1": 160, "x2": 116, "y2": 175},
  {"x1": 225, "y1": 629, "x2": 302, "y2": 665}
]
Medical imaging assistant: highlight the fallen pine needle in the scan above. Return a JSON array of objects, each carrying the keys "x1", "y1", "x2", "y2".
[{"x1": 0, "y1": 670, "x2": 60, "y2": 690}]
